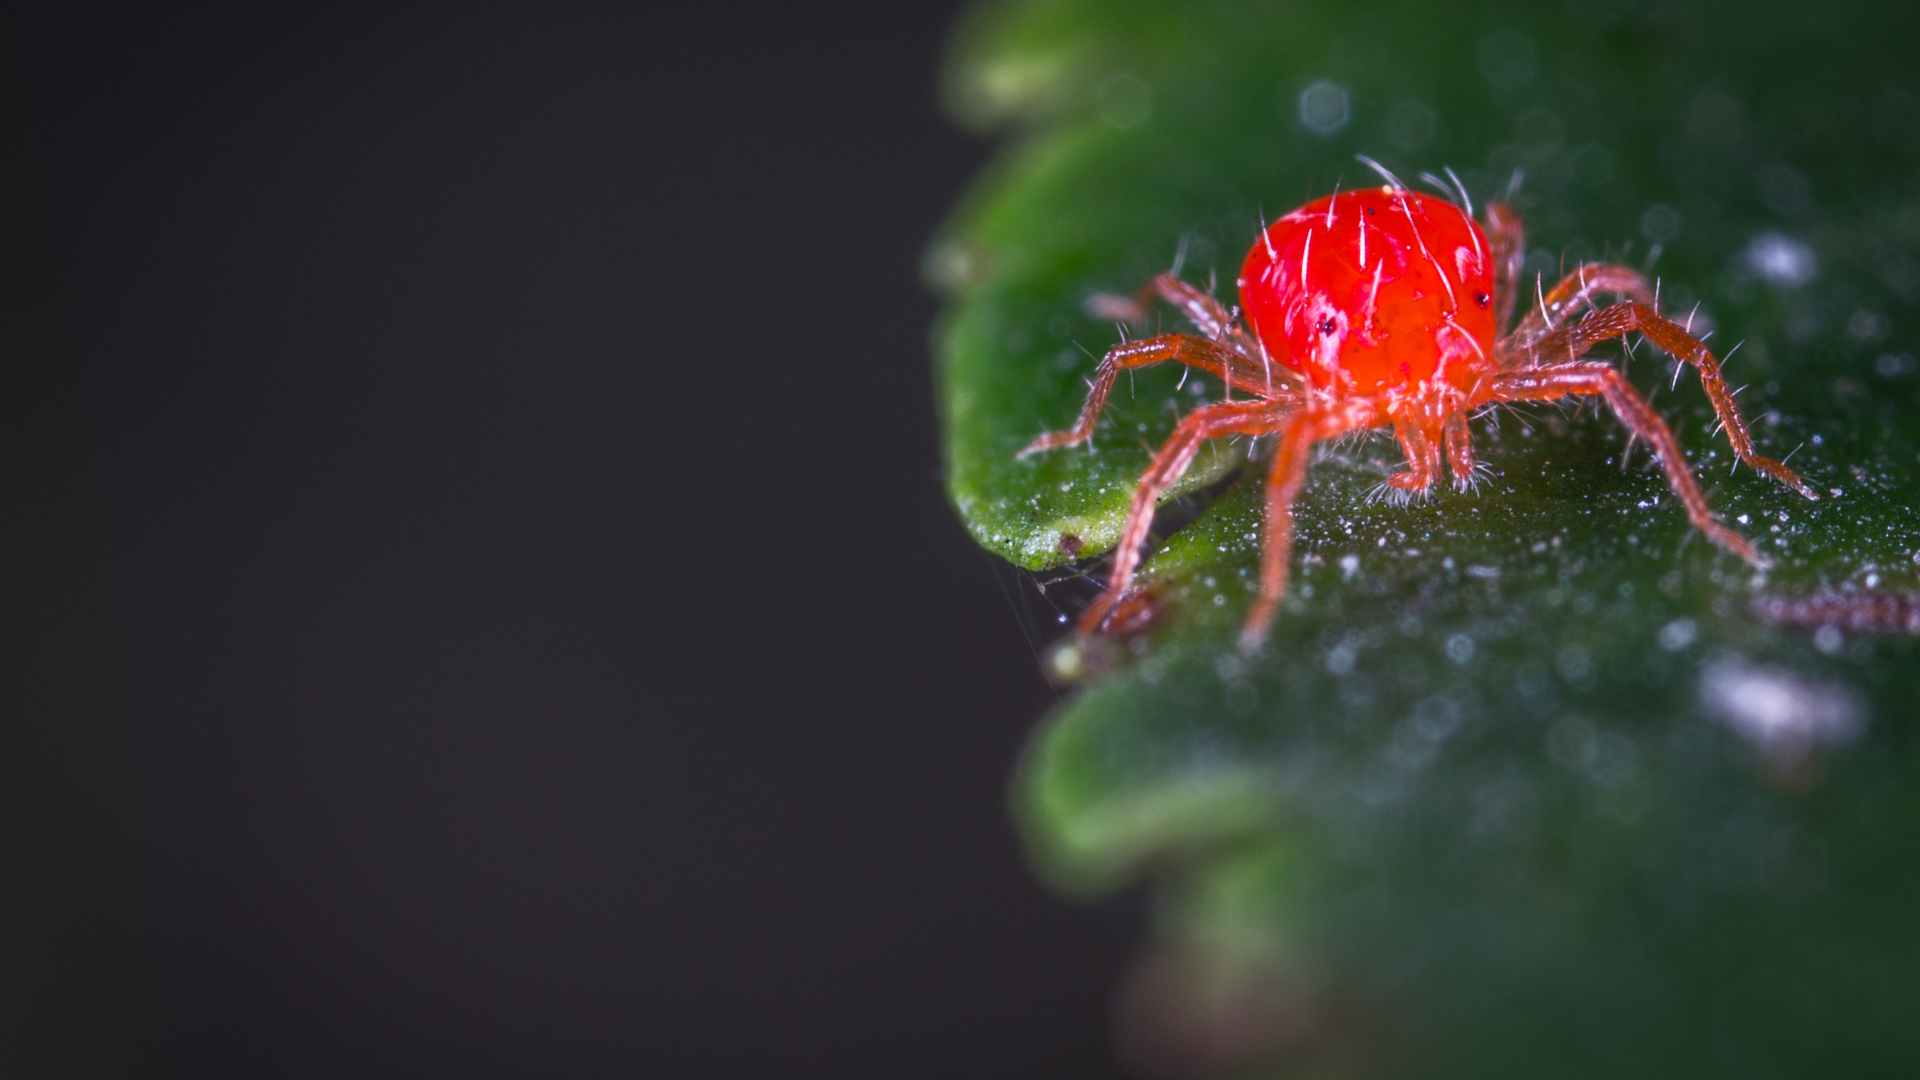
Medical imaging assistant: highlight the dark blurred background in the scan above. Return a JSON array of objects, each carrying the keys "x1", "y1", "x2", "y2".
[{"x1": 11, "y1": 4, "x2": 1141, "y2": 1075}]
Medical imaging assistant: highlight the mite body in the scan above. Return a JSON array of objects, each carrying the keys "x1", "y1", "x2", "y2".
[{"x1": 1020, "y1": 172, "x2": 1816, "y2": 651}]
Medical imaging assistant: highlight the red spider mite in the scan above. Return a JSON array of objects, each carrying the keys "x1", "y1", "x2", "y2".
[{"x1": 1018, "y1": 161, "x2": 1820, "y2": 652}]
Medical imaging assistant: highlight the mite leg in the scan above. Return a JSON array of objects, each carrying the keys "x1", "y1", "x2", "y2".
[
  {"x1": 1502, "y1": 263, "x2": 1653, "y2": 353},
  {"x1": 1078, "y1": 400, "x2": 1289, "y2": 634},
  {"x1": 1486, "y1": 363, "x2": 1763, "y2": 564},
  {"x1": 1484, "y1": 201, "x2": 1527, "y2": 336},
  {"x1": 1386, "y1": 422, "x2": 1440, "y2": 491},
  {"x1": 1018, "y1": 334, "x2": 1291, "y2": 457},
  {"x1": 1241, "y1": 404, "x2": 1376, "y2": 650},
  {"x1": 1087, "y1": 272, "x2": 1238, "y2": 341},
  {"x1": 1442, "y1": 411, "x2": 1477, "y2": 489},
  {"x1": 1514, "y1": 302, "x2": 1817, "y2": 499},
  {"x1": 1087, "y1": 272, "x2": 1274, "y2": 381}
]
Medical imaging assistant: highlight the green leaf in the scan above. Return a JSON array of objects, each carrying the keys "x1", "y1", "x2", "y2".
[{"x1": 935, "y1": 0, "x2": 1920, "y2": 1074}]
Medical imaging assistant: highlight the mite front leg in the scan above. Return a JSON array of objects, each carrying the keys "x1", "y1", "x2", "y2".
[
  {"x1": 1240, "y1": 404, "x2": 1376, "y2": 650},
  {"x1": 1386, "y1": 422, "x2": 1440, "y2": 492},
  {"x1": 1517, "y1": 302, "x2": 1818, "y2": 500},
  {"x1": 1486, "y1": 364, "x2": 1763, "y2": 565},
  {"x1": 1079, "y1": 400, "x2": 1290, "y2": 634},
  {"x1": 1502, "y1": 263, "x2": 1653, "y2": 354},
  {"x1": 1018, "y1": 333, "x2": 1291, "y2": 457},
  {"x1": 1442, "y1": 411, "x2": 1477, "y2": 490}
]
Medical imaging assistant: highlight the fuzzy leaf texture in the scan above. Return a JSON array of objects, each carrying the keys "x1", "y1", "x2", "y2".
[{"x1": 933, "y1": 0, "x2": 1920, "y2": 1075}]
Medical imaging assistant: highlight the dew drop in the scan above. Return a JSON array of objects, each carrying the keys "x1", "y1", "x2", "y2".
[
  {"x1": 1658, "y1": 618, "x2": 1698, "y2": 651},
  {"x1": 1742, "y1": 232, "x2": 1817, "y2": 288},
  {"x1": 1700, "y1": 659, "x2": 1863, "y2": 766},
  {"x1": 1296, "y1": 78, "x2": 1351, "y2": 136},
  {"x1": 1445, "y1": 633, "x2": 1476, "y2": 664}
]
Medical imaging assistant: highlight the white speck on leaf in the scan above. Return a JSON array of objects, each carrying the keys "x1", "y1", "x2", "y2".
[{"x1": 1700, "y1": 659, "x2": 1863, "y2": 767}]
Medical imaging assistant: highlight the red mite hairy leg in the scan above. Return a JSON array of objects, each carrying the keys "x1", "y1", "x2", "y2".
[{"x1": 1018, "y1": 170, "x2": 1818, "y2": 653}]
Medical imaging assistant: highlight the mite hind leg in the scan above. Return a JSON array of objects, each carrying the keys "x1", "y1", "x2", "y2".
[
  {"x1": 1484, "y1": 201, "x2": 1527, "y2": 336},
  {"x1": 1086, "y1": 272, "x2": 1238, "y2": 339},
  {"x1": 1088, "y1": 271, "x2": 1276, "y2": 372}
]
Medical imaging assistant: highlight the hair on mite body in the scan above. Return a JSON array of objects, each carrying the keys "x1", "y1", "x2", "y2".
[{"x1": 1018, "y1": 159, "x2": 1819, "y2": 653}]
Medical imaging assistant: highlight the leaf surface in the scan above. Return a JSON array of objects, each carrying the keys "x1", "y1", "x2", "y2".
[{"x1": 936, "y1": 1, "x2": 1920, "y2": 1073}]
